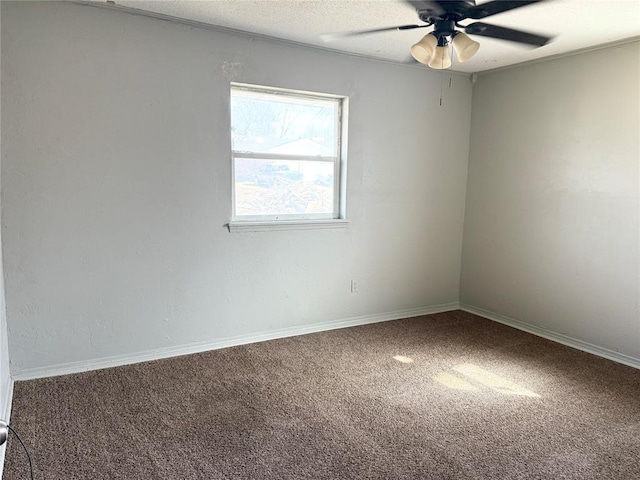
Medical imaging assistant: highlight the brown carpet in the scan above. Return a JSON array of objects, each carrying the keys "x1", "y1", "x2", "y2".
[{"x1": 3, "y1": 310, "x2": 640, "y2": 479}]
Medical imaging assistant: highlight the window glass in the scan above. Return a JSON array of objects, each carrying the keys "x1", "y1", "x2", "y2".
[
  {"x1": 231, "y1": 90, "x2": 337, "y2": 156},
  {"x1": 231, "y1": 84, "x2": 345, "y2": 221}
]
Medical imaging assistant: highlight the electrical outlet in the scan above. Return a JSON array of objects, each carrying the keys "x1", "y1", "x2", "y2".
[
  {"x1": 0, "y1": 420, "x2": 8, "y2": 446},
  {"x1": 350, "y1": 280, "x2": 358, "y2": 293}
]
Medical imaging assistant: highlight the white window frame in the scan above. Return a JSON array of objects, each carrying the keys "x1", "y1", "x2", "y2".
[{"x1": 228, "y1": 83, "x2": 348, "y2": 232}]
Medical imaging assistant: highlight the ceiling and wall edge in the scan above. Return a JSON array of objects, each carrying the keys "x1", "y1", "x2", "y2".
[
  {"x1": 477, "y1": 35, "x2": 640, "y2": 77},
  {"x1": 74, "y1": 1, "x2": 640, "y2": 78},
  {"x1": 73, "y1": 0, "x2": 471, "y2": 77}
]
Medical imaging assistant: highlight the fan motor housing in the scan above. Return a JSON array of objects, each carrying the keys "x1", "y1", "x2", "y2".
[
  {"x1": 433, "y1": 19, "x2": 456, "y2": 39},
  {"x1": 418, "y1": 0, "x2": 477, "y2": 23}
]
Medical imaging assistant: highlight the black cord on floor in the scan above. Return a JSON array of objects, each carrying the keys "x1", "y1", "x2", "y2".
[{"x1": 7, "y1": 424, "x2": 34, "y2": 480}]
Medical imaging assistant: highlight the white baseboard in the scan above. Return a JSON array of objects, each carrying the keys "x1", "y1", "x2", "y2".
[
  {"x1": 12, "y1": 302, "x2": 461, "y2": 381},
  {"x1": 461, "y1": 303, "x2": 640, "y2": 370},
  {"x1": 0, "y1": 377, "x2": 15, "y2": 480}
]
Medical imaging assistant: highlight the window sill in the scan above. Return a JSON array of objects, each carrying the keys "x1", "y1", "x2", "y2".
[{"x1": 227, "y1": 219, "x2": 350, "y2": 232}]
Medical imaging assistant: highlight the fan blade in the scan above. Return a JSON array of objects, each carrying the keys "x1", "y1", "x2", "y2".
[
  {"x1": 321, "y1": 24, "x2": 427, "y2": 42},
  {"x1": 465, "y1": 22, "x2": 552, "y2": 47},
  {"x1": 404, "y1": 1, "x2": 446, "y2": 16},
  {"x1": 465, "y1": 1, "x2": 547, "y2": 20}
]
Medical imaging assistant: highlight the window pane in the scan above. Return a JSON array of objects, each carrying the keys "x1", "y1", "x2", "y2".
[
  {"x1": 231, "y1": 89, "x2": 338, "y2": 157},
  {"x1": 234, "y1": 158, "x2": 335, "y2": 217}
]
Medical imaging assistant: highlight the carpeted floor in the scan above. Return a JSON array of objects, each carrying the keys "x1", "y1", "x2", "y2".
[{"x1": 3, "y1": 310, "x2": 640, "y2": 479}]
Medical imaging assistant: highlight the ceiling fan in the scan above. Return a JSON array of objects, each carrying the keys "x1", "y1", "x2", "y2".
[{"x1": 340, "y1": 1, "x2": 554, "y2": 69}]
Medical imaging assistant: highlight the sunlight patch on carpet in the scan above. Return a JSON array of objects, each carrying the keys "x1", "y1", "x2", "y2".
[
  {"x1": 393, "y1": 355, "x2": 414, "y2": 364},
  {"x1": 433, "y1": 363, "x2": 540, "y2": 397},
  {"x1": 433, "y1": 371, "x2": 480, "y2": 391}
]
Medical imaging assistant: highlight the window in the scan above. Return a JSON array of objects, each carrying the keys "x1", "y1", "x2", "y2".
[{"x1": 230, "y1": 83, "x2": 347, "y2": 228}]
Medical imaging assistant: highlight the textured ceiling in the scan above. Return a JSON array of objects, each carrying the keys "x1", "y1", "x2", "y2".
[{"x1": 90, "y1": 0, "x2": 640, "y2": 73}]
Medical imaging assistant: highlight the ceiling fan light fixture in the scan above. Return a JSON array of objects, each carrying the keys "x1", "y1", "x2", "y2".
[
  {"x1": 428, "y1": 45, "x2": 452, "y2": 69},
  {"x1": 410, "y1": 33, "x2": 437, "y2": 65},
  {"x1": 452, "y1": 32, "x2": 480, "y2": 63}
]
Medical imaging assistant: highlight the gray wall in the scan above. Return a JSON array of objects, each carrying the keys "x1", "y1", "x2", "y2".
[
  {"x1": 1, "y1": 2, "x2": 471, "y2": 375},
  {"x1": 0, "y1": 190, "x2": 9, "y2": 476},
  {"x1": 461, "y1": 42, "x2": 640, "y2": 360},
  {"x1": 0, "y1": 3, "x2": 13, "y2": 474}
]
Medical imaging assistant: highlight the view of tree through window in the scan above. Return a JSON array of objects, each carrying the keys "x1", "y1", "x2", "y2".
[{"x1": 231, "y1": 84, "x2": 344, "y2": 221}]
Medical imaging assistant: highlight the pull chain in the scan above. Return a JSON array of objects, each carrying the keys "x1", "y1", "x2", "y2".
[
  {"x1": 439, "y1": 46, "x2": 453, "y2": 107},
  {"x1": 440, "y1": 67, "x2": 444, "y2": 106}
]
